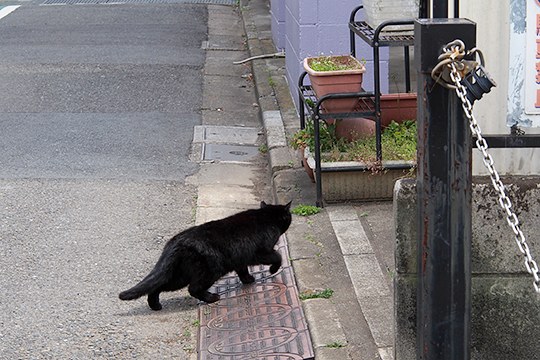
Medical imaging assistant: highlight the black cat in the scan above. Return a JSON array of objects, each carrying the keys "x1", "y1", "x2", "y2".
[{"x1": 119, "y1": 201, "x2": 292, "y2": 310}]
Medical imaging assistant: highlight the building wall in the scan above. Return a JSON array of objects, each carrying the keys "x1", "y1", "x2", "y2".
[
  {"x1": 270, "y1": 0, "x2": 285, "y2": 51},
  {"x1": 270, "y1": 0, "x2": 540, "y2": 175},
  {"x1": 460, "y1": 0, "x2": 540, "y2": 175},
  {"x1": 279, "y1": 0, "x2": 389, "y2": 109},
  {"x1": 394, "y1": 178, "x2": 540, "y2": 359}
]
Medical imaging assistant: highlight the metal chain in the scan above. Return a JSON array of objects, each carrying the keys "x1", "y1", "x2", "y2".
[{"x1": 443, "y1": 45, "x2": 540, "y2": 293}]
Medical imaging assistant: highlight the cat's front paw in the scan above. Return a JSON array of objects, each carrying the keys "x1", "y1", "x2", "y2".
[
  {"x1": 205, "y1": 293, "x2": 221, "y2": 304},
  {"x1": 269, "y1": 263, "x2": 281, "y2": 274},
  {"x1": 239, "y1": 273, "x2": 255, "y2": 284}
]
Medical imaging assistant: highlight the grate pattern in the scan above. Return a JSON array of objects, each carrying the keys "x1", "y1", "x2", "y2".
[
  {"x1": 198, "y1": 236, "x2": 315, "y2": 360},
  {"x1": 42, "y1": 0, "x2": 236, "y2": 5}
]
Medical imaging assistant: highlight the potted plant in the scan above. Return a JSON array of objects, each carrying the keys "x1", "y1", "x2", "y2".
[
  {"x1": 291, "y1": 119, "x2": 416, "y2": 200},
  {"x1": 303, "y1": 54, "x2": 375, "y2": 141},
  {"x1": 303, "y1": 54, "x2": 366, "y2": 114},
  {"x1": 291, "y1": 118, "x2": 343, "y2": 182}
]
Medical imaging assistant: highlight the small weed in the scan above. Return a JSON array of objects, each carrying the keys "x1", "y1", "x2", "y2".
[
  {"x1": 268, "y1": 76, "x2": 275, "y2": 88},
  {"x1": 386, "y1": 265, "x2": 396, "y2": 280},
  {"x1": 292, "y1": 204, "x2": 321, "y2": 216},
  {"x1": 359, "y1": 212, "x2": 369, "y2": 217},
  {"x1": 183, "y1": 344, "x2": 195, "y2": 353},
  {"x1": 192, "y1": 319, "x2": 200, "y2": 327},
  {"x1": 325, "y1": 341, "x2": 346, "y2": 348},
  {"x1": 305, "y1": 98, "x2": 315, "y2": 108},
  {"x1": 304, "y1": 234, "x2": 323, "y2": 248},
  {"x1": 258, "y1": 144, "x2": 268, "y2": 154},
  {"x1": 299, "y1": 288, "x2": 334, "y2": 300},
  {"x1": 308, "y1": 55, "x2": 363, "y2": 72}
]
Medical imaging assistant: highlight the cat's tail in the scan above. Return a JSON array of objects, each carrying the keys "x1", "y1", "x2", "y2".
[
  {"x1": 118, "y1": 270, "x2": 166, "y2": 301},
  {"x1": 119, "y1": 236, "x2": 181, "y2": 301}
]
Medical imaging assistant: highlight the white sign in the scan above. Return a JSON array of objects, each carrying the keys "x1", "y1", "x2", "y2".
[
  {"x1": 508, "y1": 0, "x2": 540, "y2": 127},
  {"x1": 524, "y1": 0, "x2": 540, "y2": 114}
]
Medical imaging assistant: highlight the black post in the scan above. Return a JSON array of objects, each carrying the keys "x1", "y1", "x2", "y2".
[
  {"x1": 432, "y1": 0, "x2": 449, "y2": 18},
  {"x1": 415, "y1": 18, "x2": 475, "y2": 360},
  {"x1": 419, "y1": 0, "x2": 429, "y2": 18}
]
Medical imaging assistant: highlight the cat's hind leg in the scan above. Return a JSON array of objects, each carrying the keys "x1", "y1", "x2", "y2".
[
  {"x1": 236, "y1": 267, "x2": 255, "y2": 284},
  {"x1": 258, "y1": 250, "x2": 282, "y2": 274},
  {"x1": 188, "y1": 277, "x2": 221, "y2": 304},
  {"x1": 147, "y1": 292, "x2": 162, "y2": 311}
]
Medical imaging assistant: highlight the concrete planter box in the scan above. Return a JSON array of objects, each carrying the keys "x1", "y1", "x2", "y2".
[
  {"x1": 305, "y1": 147, "x2": 415, "y2": 201},
  {"x1": 363, "y1": 0, "x2": 420, "y2": 31}
]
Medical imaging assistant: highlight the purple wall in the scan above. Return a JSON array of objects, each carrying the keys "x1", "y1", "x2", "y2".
[
  {"x1": 270, "y1": 0, "x2": 285, "y2": 50},
  {"x1": 270, "y1": 0, "x2": 390, "y2": 111}
]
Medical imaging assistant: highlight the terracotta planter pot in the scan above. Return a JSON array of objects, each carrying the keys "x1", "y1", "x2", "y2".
[
  {"x1": 380, "y1": 93, "x2": 417, "y2": 128},
  {"x1": 334, "y1": 118, "x2": 376, "y2": 142},
  {"x1": 303, "y1": 55, "x2": 366, "y2": 114},
  {"x1": 298, "y1": 146, "x2": 315, "y2": 183}
]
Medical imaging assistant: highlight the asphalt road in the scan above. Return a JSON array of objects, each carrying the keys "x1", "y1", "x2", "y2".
[{"x1": 0, "y1": 3, "x2": 207, "y2": 358}]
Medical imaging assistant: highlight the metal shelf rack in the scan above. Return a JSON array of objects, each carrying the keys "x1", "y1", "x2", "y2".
[{"x1": 297, "y1": 5, "x2": 416, "y2": 206}]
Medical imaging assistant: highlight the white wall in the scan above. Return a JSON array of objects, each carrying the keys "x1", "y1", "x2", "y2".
[{"x1": 460, "y1": 1, "x2": 540, "y2": 175}]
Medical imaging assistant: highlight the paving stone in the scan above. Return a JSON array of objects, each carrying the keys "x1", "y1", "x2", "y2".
[
  {"x1": 332, "y1": 219, "x2": 373, "y2": 255},
  {"x1": 302, "y1": 299, "x2": 347, "y2": 349}
]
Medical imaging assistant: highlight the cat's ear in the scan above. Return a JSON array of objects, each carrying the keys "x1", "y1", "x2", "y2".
[
  {"x1": 260, "y1": 201, "x2": 268, "y2": 208},
  {"x1": 285, "y1": 200, "x2": 292, "y2": 210}
]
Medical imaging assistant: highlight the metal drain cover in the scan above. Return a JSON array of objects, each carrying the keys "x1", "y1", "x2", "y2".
[
  {"x1": 193, "y1": 125, "x2": 261, "y2": 145},
  {"x1": 203, "y1": 143, "x2": 259, "y2": 162},
  {"x1": 198, "y1": 237, "x2": 314, "y2": 360}
]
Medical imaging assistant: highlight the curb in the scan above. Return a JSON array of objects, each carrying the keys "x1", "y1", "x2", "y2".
[
  {"x1": 238, "y1": 2, "x2": 351, "y2": 359},
  {"x1": 239, "y1": 1, "x2": 389, "y2": 359}
]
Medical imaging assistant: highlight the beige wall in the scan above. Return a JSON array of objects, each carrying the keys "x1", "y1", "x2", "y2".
[{"x1": 460, "y1": 1, "x2": 540, "y2": 175}]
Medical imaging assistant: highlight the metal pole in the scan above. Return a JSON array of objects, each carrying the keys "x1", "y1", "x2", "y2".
[
  {"x1": 415, "y1": 18, "x2": 475, "y2": 360},
  {"x1": 433, "y1": 0, "x2": 449, "y2": 18},
  {"x1": 404, "y1": 46, "x2": 411, "y2": 93},
  {"x1": 419, "y1": 0, "x2": 429, "y2": 18}
]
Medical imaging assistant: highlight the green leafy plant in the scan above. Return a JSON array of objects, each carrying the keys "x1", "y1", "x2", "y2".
[
  {"x1": 291, "y1": 204, "x2": 321, "y2": 216},
  {"x1": 290, "y1": 119, "x2": 347, "y2": 153},
  {"x1": 292, "y1": 119, "x2": 417, "y2": 165},
  {"x1": 299, "y1": 288, "x2": 334, "y2": 300},
  {"x1": 326, "y1": 341, "x2": 346, "y2": 348},
  {"x1": 332, "y1": 120, "x2": 416, "y2": 163},
  {"x1": 308, "y1": 55, "x2": 364, "y2": 72},
  {"x1": 258, "y1": 144, "x2": 268, "y2": 154}
]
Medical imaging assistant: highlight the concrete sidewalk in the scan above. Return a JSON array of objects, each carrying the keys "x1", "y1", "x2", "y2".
[
  {"x1": 193, "y1": 1, "x2": 396, "y2": 359},
  {"x1": 240, "y1": 1, "x2": 396, "y2": 359}
]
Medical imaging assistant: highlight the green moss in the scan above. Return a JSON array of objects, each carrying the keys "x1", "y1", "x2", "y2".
[
  {"x1": 291, "y1": 204, "x2": 321, "y2": 216},
  {"x1": 299, "y1": 288, "x2": 334, "y2": 300}
]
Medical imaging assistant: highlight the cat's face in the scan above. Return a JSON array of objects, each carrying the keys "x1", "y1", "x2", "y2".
[{"x1": 260, "y1": 200, "x2": 292, "y2": 233}]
